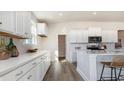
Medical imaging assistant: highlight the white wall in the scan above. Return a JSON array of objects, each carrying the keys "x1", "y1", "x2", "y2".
[{"x1": 41, "y1": 21, "x2": 124, "y2": 62}]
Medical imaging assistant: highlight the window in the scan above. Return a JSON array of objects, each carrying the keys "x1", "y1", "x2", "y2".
[{"x1": 25, "y1": 20, "x2": 37, "y2": 45}]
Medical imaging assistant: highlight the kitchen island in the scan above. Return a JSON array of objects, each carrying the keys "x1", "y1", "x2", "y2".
[{"x1": 77, "y1": 50, "x2": 124, "y2": 81}]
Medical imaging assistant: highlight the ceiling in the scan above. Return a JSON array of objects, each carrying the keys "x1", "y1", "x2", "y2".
[{"x1": 33, "y1": 11, "x2": 124, "y2": 23}]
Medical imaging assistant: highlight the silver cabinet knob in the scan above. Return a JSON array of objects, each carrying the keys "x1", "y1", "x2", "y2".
[
  {"x1": 16, "y1": 71, "x2": 23, "y2": 76},
  {"x1": 27, "y1": 75, "x2": 32, "y2": 79},
  {"x1": 0, "y1": 22, "x2": 2, "y2": 24},
  {"x1": 32, "y1": 62, "x2": 37, "y2": 65},
  {"x1": 25, "y1": 32, "x2": 28, "y2": 35}
]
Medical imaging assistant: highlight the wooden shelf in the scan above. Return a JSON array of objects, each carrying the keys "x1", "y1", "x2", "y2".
[{"x1": 0, "y1": 32, "x2": 28, "y2": 39}]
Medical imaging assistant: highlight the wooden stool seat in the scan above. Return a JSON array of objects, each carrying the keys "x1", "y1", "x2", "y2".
[
  {"x1": 100, "y1": 55, "x2": 124, "y2": 81},
  {"x1": 100, "y1": 61, "x2": 117, "y2": 81},
  {"x1": 101, "y1": 62, "x2": 111, "y2": 67}
]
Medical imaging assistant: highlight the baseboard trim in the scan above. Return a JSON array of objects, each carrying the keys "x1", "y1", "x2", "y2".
[{"x1": 77, "y1": 67, "x2": 88, "y2": 81}]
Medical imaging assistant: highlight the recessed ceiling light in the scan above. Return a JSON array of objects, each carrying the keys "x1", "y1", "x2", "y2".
[
  {"x1": 92, "y1": 12, "x2": 97, "y2": 15},
  {"x1": 58, "y1": 13, "x2": 63, "y2": 16}
]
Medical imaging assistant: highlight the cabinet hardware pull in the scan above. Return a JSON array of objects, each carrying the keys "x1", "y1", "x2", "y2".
[
  {"x1": 32, "y1": 62, "x2": 36, "y2": 65},
  {"x1": 25, "y1": 32, "x2": 28, "y2": 35},
  {"x1": 0, "y1": 22, "x2": 2, "y2": 24},
  {"x1": 27, "y1": 75, "x2": 32, "y2": 79},
  {"x1": 16, "y1": 71, "x2": 23, "y2": 76}
]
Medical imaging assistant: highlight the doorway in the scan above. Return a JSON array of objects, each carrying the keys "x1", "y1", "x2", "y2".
[{"x1": 58, "y1": 35, "x2": 66, "y2": 61}]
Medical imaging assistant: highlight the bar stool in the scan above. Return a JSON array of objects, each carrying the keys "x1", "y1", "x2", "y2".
[{"x1": 100, "y1": 55, "x2": 124, "y2": 81}]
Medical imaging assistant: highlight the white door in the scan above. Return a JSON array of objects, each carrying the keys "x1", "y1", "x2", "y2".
[{"x1": 0, "y1": 11, "x2": 15, "y2": 33}]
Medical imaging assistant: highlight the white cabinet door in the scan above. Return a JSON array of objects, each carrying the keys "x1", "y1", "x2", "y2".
[
  {"x1": 18, "y1": 66, "x2": 37, "y2": 81},
  {"x1": 88, "y1": 27, "x2": 101, "y2": 36},
  {"x1": 69, "y1": 30, "x2": 77, "y2": 43},
  {"x1": 23, "y1": 12, "x2": 31, "y2": 38},
  {"x1": 69, "y1": 30, "x2": 88, "y2": 43},
  {"x1": 36, "y1": 53, "x2": 50, "y2": 81},
  {"x1": 71, "y1": 52, "x2": 77, "y2": 63},
  {"x1": 110, "y1": 30, "x2": 118, "y2": 42},
  {"x1": 76, "y1": 31, "x2": 83, "y2": 43},
  {"x1": 102, "y1": 30, "x2": 118, "y2": 42},
  {"x1": 15, "y1": 12, "x2": 25, "y2": 36},
  {"x1": 15, "y1": 11, "x2": 31, "y2": 38},
  {"x1": 36, "y1": 61, "x2": 45, "y2": 81},
  {"x1": 0, "y1": 11, "x2": 15, "y2": 33},
  {"x1": 82, "y1": 30, "x2": 88, "y2": 43}
]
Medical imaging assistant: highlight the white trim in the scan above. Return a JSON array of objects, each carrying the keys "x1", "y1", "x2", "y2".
[{"x1": 77, "y1": 67, "x2": 88, "y2": 81}]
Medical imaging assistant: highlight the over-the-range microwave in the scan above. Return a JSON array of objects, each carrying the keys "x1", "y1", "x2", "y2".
[{"x1": 88, "y1": 36, "x2": 102, "y2": 43}]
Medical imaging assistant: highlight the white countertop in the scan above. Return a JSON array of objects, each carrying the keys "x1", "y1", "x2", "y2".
[
  {"x1": 77, "y1": 50, "x2": 124, "y2": 55},
  {"x1": 0, "y1": 50, "x2": 48, "y2": 76}
]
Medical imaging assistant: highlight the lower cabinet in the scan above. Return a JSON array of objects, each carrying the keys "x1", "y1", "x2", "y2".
[
  {"x1": 0, "y1": 52, "x2": 51, "y2": 81},
  {"x1": 36, "y1": 62, "x2": 45, "y2": 81},
  {"x1": 36, "y1": 53, "x2": 51, "y2": 81},
  {"x1": 18, "y1": 66, "x2": 37, "y2": 81},
  {"x1": 18, "y1": 52, "x2": 50, "y2": 81}
]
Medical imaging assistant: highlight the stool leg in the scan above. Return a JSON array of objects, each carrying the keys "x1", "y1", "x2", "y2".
[
  {"x1": 114, "y1": 68, "x2": 117, "y2": 81},
  {"x1": 100, "y1": 64, "x2": 105, "y2": 81},
  {"x1": 118, "y1": 68, "x2": 122, "y2": 81},
  {"x1": 111, "y1": 68, "x2": 113, "y2": 81}
]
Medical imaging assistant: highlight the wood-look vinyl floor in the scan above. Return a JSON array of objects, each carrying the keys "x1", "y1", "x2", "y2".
[{"x1": 43, "y1": 60, "x2": 84, "y2": 81}]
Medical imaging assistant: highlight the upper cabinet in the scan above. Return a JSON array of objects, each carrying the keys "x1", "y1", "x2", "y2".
[
  {"x1": 102, "y1": 30, "x2": 118, "y2": 42},
  {"x1": 88, "y1": 27, "x2": 102, "y2": 36},
  {"x1": 0, "y1": 11, "x2": 32, "y2": 38},
  {"x1": 69, "y1": 30, "x2": 77, "y2": 43},
  {"x1": 23, "y1": 12, "x2": 32, "y2": 38},
  {"x1": 0, "y1": 11, "x2": 16, "y2": 33},
  {"x1": 69, "y1": 28, "x2": 118, "y2": 43},
  {"x1": 69, "y1": 30, "x2": 88, "y2": 43},
  {"x1": 37, "y1": 23, "x2": 48, "y2": 37},
  {"x1": 15, "y1": 11, "x2": 32, "y2": 38}
]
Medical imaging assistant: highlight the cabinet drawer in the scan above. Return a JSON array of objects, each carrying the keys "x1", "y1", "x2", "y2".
[
  {"x1": 18, "y1": 66, "x2": 37, "y2": 81},
  {"x1": 0, "y1": 59, "x2": 38, "y2": 81}
]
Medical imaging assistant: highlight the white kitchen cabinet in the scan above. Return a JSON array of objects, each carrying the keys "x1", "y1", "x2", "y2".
[
  {"x1": 37, "y1": 23, "x2": 48, "y2": 37},
  {"x1": 69, "y1": 44, "x2": 77, "y2": 63},
  {"x1": 18, "y1": 66, "x2": 37, "y2": 81},
  {"x1": 102, "y1": 30, "x2": 118, "y2": 42},
  {"x1": 36, "y1": 61, "x2": 45, "y2": 80},
  {"x1": 19, "y1": 53, "x2": 50, "y2": 81},
  {"x1": 15, "y1": 11, "x2": 31, "y2": 38},
  {"x1": 71, "y1": 52, "x2": 77, "y2": 63},
  {"x1": 69, "y1": 30, "x2": 88, "y2": 43},
  {"x1": 76, "y1": 31, "x2": 83, "y2": 43},
  {"x1": 44, "y1": 57, "x2": 50, "y2": 74},
  {"x1": 0, "y1": 11, "x2": 31, "y2": 38},
  {"x1": 88, "y1": 27, "x2": 102, "y2": 36},
  {"x1": 0, "y1": 58, "x2": 38, "y2": 81},
  {"x1": 0, "y1": 11, "x2": 16, "y2": 33},
  {"x1": 15, "y1": 12, "x2": 24, "y2": 36},
  {"x1": 0, "y1": 52, "x2": 51, "y2": 81},
  {"x1": 23, "y1": 12, "x2": 32, "y2": 38},
  {"x1": 82, "y1": 30, "x2": 88, "y2": 43},
  {"x1": 69, "y1": 30, "x2": 77, "y2": 43}
]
